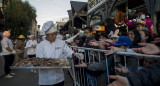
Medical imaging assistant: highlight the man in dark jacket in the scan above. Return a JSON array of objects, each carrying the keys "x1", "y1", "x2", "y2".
[{"x1": 108, "y1": 43, "x2": 160, "y2": 86}]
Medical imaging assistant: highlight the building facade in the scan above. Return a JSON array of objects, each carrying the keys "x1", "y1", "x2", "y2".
[
  {"x1": 30, "y1": 19, "x2": 40, "y2": 40},
  {"x1": 60, "y1": 1, "x2": 87, "y2": 36},
  {"x1": 87, "y1": 0, "x2": 160, "y2": 35}
]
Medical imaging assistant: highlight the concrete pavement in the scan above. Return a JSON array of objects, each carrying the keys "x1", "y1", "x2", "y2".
[{"x1": 0, "y1": 69, "x2": 73, "y2": 86}]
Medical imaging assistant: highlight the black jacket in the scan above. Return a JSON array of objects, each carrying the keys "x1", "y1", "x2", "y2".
[{"x1": 128, "y1": 61, "x2": 160, "y2": 86}]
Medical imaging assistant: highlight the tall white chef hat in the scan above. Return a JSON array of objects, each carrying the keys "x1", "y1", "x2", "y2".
[
  {"x1": 41, "y1": 21, "x2": 57, "y2": 34},
  {"x1": 29, "y1": 35, "x2": 34, "y2": 38}
]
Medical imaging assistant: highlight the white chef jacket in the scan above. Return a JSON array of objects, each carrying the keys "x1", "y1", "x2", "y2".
[
  {"x1": 26, "y1": 40, "x2": 37, "y2": 55},
  {"x1": 65, "y1": 34, "x2": 78, "y2": 43},
  {"x1": 1, "y1": 37, "x2": 14, "y2": 55},
  {"x1": 36, "y1": 39, "x2": 74, "y2": 85}
]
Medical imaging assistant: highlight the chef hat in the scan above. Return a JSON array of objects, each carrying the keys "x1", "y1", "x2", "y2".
[
  {"x1": 41, "y1": 21, "x2": 57, "y2": 34},
  {"x1": 29, "y1": 35, "x2": 34, "y2": 38},
  {"x1": 56, "y1": 35, "x2": 63, "y2": 40},
  {"x1": 42, "y1": 36, "x2": 46, "y2": 40}
]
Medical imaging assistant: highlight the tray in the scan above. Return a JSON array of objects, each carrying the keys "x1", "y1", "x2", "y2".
[
  {"x1": 11, "y1": 58, "x2": 71, "y2": 69},
  {"x1": 11, "y1": 66, "x2": 70, "y2": 69}
]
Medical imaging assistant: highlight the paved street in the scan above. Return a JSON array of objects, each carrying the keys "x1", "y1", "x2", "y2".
[{"x1": 0, "y1": 69, "x2": 73, "y2": 86}]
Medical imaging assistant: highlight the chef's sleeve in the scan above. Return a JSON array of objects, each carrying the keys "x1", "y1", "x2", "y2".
[
  {"x1": 25, "y1": 41, "x2": 32, "y2": 48},
  {"x1": 63, "y1": 44, "x2": 74, "y2": 58},
  {"x1": 65, "y1": 34, "x2": 78, "y2": 43}
]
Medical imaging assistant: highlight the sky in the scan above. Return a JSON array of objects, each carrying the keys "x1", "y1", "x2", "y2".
[{"x1": 22, "y1": 0, "x2": 88, "y2": 29}]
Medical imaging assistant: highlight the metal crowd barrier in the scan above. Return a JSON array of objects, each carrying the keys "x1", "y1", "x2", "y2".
[{"x1": 68, "y1": 46, "x2": 160, "y2": 86}]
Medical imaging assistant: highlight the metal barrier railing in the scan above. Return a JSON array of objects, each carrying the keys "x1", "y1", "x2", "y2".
[{"x1": 69, "y1": 46, "x2": 160, "y2": 86}]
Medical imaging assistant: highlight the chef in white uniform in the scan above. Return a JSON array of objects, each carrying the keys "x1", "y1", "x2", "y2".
[
  {"x1": 26, "y1": 35, "x2": 37, "y2": 58},
  {"x1": 36, "y1": 21, "x2": 75, "y2": 86}
]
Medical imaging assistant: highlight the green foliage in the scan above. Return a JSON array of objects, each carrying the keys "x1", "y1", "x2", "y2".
[{"x1": 3, "y1": 0, "x2": 36, "y2": 39}]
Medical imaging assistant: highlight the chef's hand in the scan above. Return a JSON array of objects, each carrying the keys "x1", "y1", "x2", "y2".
[
  {"x1": 108, "y1": 75, "x2": 130, "y2": 86},
  {"x1": 11, "y1": 50, "x2": 17, "y2": 54},
  {"x1": 73, "y1": 53, "x2": 84, "y2": 60}
]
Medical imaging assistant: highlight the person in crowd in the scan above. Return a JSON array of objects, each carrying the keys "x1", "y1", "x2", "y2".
[
  {"x1": 106, "y1": 36, "x2": 134, "y2": 69},
  {"x1": 125, "y1": 13, "x2": 154, "y2": 37},
  {"x1": 25, "y1": 35, "x2": 37, "y2": 58},
  {"x1": 83, "y1": 27, "x2": 94, "y2": 47},
  {"x1": 88, "y1": 29, "x2": 120, "y2": 50},
  {"x1": 1, "y1": 31, "x2": 16, "y2": 78},
  {"x1": 107, "y1": 43, "x2": 160, "y2": 86},
  {"x1": 104, "y1": 18, "x2": 116, "y2": 36},
  {"x1": 104, "y1": 36, "x2": 133, "y2": 56},
  {"x1": 87, "y1": 32, "x2": 115, "y2": 50},
  {"x1": 86, "y1": 33, "x2": 107, "y2": 50},
  {"x1": 114, "y1": 57, "x2": 156, "y2": 74},
  {"x1": 0, "y1": 36, "x2": 2, "y2": 52},
  {"x1": 84, "y1": 27, "x2": 93, "y2": 38},
  {"x1": 139, "y1": 30, "x2": 155, "y2": 69},
  {"x1": 36, "y1": 21, "x2": 83, "y2": 86},
  {"x1": 140, "y1": 30, "x2": 153, "y2": 43},
  {"x1": 136, "y1": 20, "x2": 148, "y2": 31},
  {"x1": 128, "y1": 29, "x2": 141, "y2": 48},
  {"x1": 76, "y1": 36, "x2": 133, "y2": 85},
  {"x1": 25, "y1": 35, "x2": 37, "y2": 73},
  {"x1": 109, "y1": 35, "x2": 119, "y2": 43},
  {"x1": 70, "y1": 37, "x2": 81, "y2": 47},
  {"x1": 15, "y1": 35, "x2": 25, "y2": 62},
  {"x1": 77, "y1": 35, "x2": 109, "y2": 86},
  {"x1": 127, "y1": 29, "x2": 141, "y2": 71}
]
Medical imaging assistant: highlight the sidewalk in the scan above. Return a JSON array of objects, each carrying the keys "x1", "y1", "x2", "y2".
[
  {"x1": 0, "y1": 69, "x2": 38, "y2": 86},
  {"x1": 0, "y1": 69, "x2": 73, "y2": 86}
]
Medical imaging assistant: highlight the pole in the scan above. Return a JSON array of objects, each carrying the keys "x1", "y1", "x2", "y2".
[{"x1": 126, "y1": 0, "x2": 128, "y2": 32}]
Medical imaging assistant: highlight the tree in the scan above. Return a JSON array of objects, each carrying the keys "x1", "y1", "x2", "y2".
[{"x1": 3, "y1": 0, "x2": 36, "y2": 39}]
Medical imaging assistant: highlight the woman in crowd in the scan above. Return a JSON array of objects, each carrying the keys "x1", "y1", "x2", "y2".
[{"x1": 128, "y1": 29, "x2": 141, "y2": 48}]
